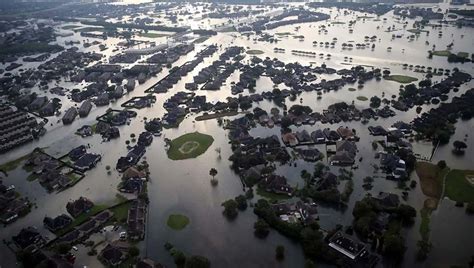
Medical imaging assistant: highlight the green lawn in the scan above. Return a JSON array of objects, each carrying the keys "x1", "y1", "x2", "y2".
[
  {"x1": 109, "y1": 202, "x2": 133, "y2": 223},
  {"x1": 419, "y1": 206, "x2": 431, "y2": 241},
  {"x1": 56, "y1": 204, "x2": 108, "y2": 236},
  {"x1": 194, "y1": 36, "x2": 209, "y2": 43},
  {"x1": 275, "y1": 32, "x2": 293, "y2": 36},
  {"x1": 457, "y1": 52, "x2": 469, "y2": 58},
  {"x1": 432, "y1": 50, "x2": 451, "y2": 57},
  {"x1": 0, "y1": 153, "x2": 31, "y2": 172},
  {"x1": 407, "y1": 29, "x2": 428, "y2": 34},
  {"x1": 75, "y1": 27, "x2": 105, "y2": 33},
  {"x1": 445, "y1": 170, "x2": 474, "y2": 202},
  {"x1": 138, "y1": 32, "x2": 169, "y2": 38},
  {"x1": 167, "y1": 132, "x2": 214, "y2": 160},
  {"x1": 348, "y1": 88, "x2": 357, "y2": 92},
  {"x1": 415, "y1": 162, "x2": 447, "y2": 199},
  {"x1": 385, "y1": 75, "x2": 418, "y2": 84},
  {"x1": 356, "y1": 96, "x2": 368, "y2": 101},
  {"x1": 246, "y1": 49, "x2": 264, "y2": 55},
  {"x1": 256, "y1": 187, "x2": 292, "y2": 201},
  {"x1": 62, "y1": 25, "x2": 80, "y2": 30},
  {"x1": 167, "y1": 214, "x2": 190, "y2": 230}
]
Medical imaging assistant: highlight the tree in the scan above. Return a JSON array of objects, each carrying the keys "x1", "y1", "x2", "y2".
[
  {"x1": 370, "y1": 96, "x2": 381, "y2": 108},
  {"x1": 416, "y1": 240, "x2": 432, "y2": 260},
  {"x1": 171, "y1": 249, "x2": 186, "y2": 267},
  {"x1": 383, "y1": 234, "x2": 406, "y2": 259},
  {"x1": 128, "y1": 246, "x2": 140, "y2": 257},
  {"x1": 185, "y1": 255, "x2": 211, "y2": 268},
  {"x1": 235, "y1": 195, "x2": 247, "y2": 210},
  {"x1": 304, "y1": 259, "x2": 317, "y2": 268},
  {"x1": 276, "y1": 245, "x2": 285, "y2": 260},
  {"x1": 209, "y1": 168, "x2": 218, "y2": 186},
  {"x1": 55, "y1": 242, "x2": 72, "y2": 255},
  {"x1": 437, "y1": 160, "x2": 447, "y2": 170},
  {"x1": 396, "y1": 204, "x2": 417, "y2": 224},
  {"x1": 453, "y1": 140, "x2": 467, "y2": 154},
  {"x1": 254, "y1": 219, "x2": 270, "y2": 238},
  {"x1": 466, "y1": 202, "x2": 474, "y2": 214},
  {"x1": 221, "y1": 199, "x2": 238, "y2": 219},
  {"x1": 209, "y1": 168, "x2": 218, "y2": 179}
]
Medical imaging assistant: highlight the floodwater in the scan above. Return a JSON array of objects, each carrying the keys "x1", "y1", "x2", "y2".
[{"x1": 1, "y1": 3, "x2": 473, "y2": 268}]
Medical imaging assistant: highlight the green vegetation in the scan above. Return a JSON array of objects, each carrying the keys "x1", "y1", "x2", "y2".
[
  {"x1": 275, "y1": 32, "x2": 293, "y2": 36},
  {"x1": 138, "y1": 32, "x2": 169, "y2": 38},
  {"x1": 222, "y1": 199, "x2": 239, "y2": 220},
  {"x1": 407, "y1": 29, "x2": 428, "y2": 34},
  {"x1": 81, "y1": 20, "x2": 187, "y2": 32},
  {"x1": 348, "y1": 87, "x2": 357, "y2": 92},
  {"x1": 253, "y1": 199, "x2": 340, "y2": 264},
  {"x1": 246, "y1": 49, "x2": 264, "y2": 55},
  {"x1": 276, "y1": 245, "x2": 285, "y2": 260},
  {"x1": 356, "y1": 96, "x2": 368, "y2": 101},
  {"x1": 0, "y1": 153, "x2": 30, "y2": 172},
  {"x1": 167, "y1": 214, "x2": 190, "y2": 230},
  {"x1": 254, "y1": 219, "x2": 270, "y2": 238},
  {"x1": 194, "y1": 36, "x2": 209, "y2": 43},
  {"x1": 444, "y1": 169, "x2": 474, "y2": 203},
  {"x1": 432, "y1": 50, "x2": 451, "y2": 57},
  {"x1": 56, "y1": 204, "x2": 108, "y2": 236},
  {"x1": 457, "y1": 52, "x2": 469, "y2": 58},
  {"x1": 75, "y1": 27, "x2": 106, "y2": 32},
  {"x1": 109, "y1": 202, "x2": 133, "y2": 223},
  {"x1": 331, "y1": 21, "x2": 345, "y2": 24},
  {"x1": 167, "y1": 132, "x2": 214, "y2": 160},
  {"x1": 62, "y1": 25, "x2": 80, "y2": 30},
  {"x1": 419, "y1": 206, "x2": 431, "y2": 241},
  {"x1": 256, "y1": 187, "x2": 291, "y2": 201},
  {"x1": 449, "y1": 9, "x2": 474, "y2": 18},
  {"x1": 415, "y1": 161, "x2": 448, "y2": 200},
  {"x1": 385, "y1": 75, "x2": 418, "y2": 84}
]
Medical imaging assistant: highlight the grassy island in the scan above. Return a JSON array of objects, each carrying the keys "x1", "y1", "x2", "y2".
[
  {"x1": 445, "y1": 169, "x2": 474, "y2": 203},
  {"x1": 246, "y1": 49, "x2": 264, "y2": 55},
  {"x1": 385, "y1": 75, "x2": 418, "y2": 84},
  {"x1": 167, "y1": 132, "x2": 214, "y2": 160},
  {"x1": 167, "y1": 214, "x2": 190, "y2": 230}
]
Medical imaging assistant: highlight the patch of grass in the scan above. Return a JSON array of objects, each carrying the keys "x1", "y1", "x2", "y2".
[
  {"x1": 416, "y1": 162, "x2": 447, "y2": 199},
  {"x1": 457, "y1": 52, "x2": 469, "y2": 58},
  {"x1": 0, "y1": 153, "x2": 31, "y2": 172},
  {"x1": 420, "y1": 205, "x2": 432, "y2": 241},
  {"x1": 56, "y1": 204, "x2": 108, "y2": 236},
  {"x1": 385, "y1": 75, "x2": 418, "y2": 84},
  {"x1": 357, "y1": 15, "x2": 374, "y2": 19},
  {"x1": 432, "y1": 50, "x2": 451, "y2": 57},
  {"x1": 246, "y1": 49, "x2": 264, "y2": 55},
  {"x1": 348, "y1": 87, "x2": 357, "y2": 92},
  {"x1": 194, "y1": 36, "x2": 209, "y2": 43},
  {"x1": 356, "y1": 96, "x2": 368, "y2": 101},
  {"x1": 75, "y1": 27, "x2": 106, "y2": 33},
  {"x1": 167, "y1": 132, "x2": 214, "y2": 160},
  {"x1": 109, "y1": 202, "x2": 132, "y2": 223},
  {"x1": 67, "y1": 172, "x2": 84, "y2": 185},
  {"x1": 331, "y1": 21, "x2": 345, "y2": 24},
  {"x1": 444, "y1": 169, "x2": 474, "y2": 203},
  {"x1": 62, "y1": 25, "x2": 80, "y2": 30},
  {"x1": 27, "y1": 173, "x2": 38, "y2": 181},
  {"x1": 256, "y1": 187, "x2": 291, "y2": 201},
  {"x1": 138, "y1": 32, "x2": 169, "y2": 38},
  {"x1": 167, "y1": 214, "x2": 190, "y2": 230},
  {"x1": 275, "y1": 32, "x2": 293, "y2": 36},
  {"x1": 407, "y1": 29, "x2": 428, "y2": 34}
]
